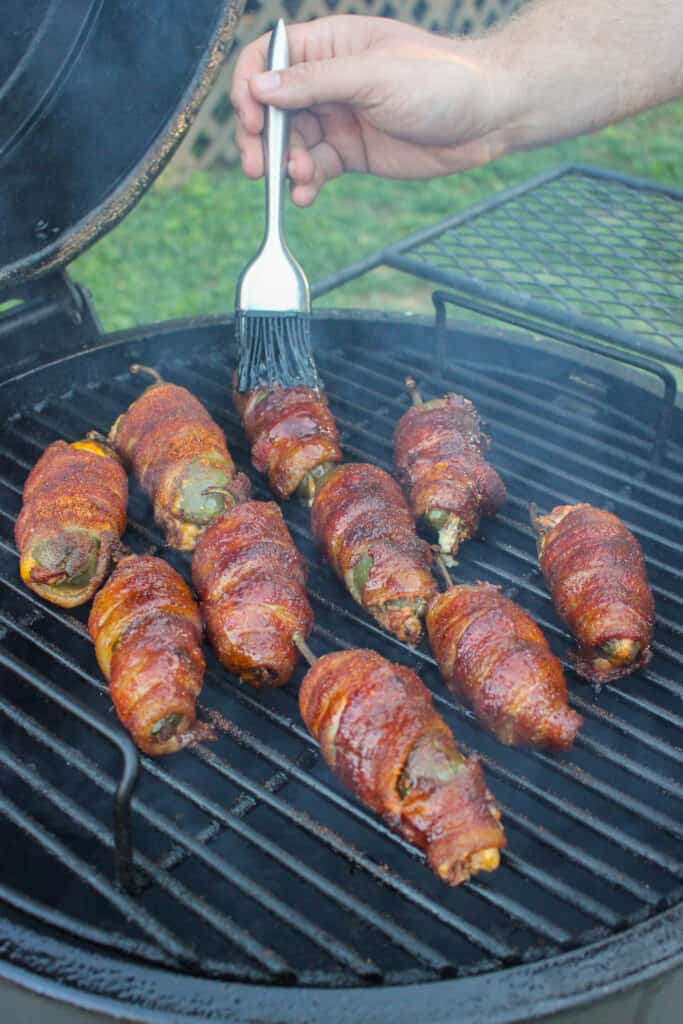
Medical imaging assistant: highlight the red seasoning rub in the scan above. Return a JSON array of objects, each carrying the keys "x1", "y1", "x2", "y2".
[
  {"x1": 299, "y1": 647, "x2": 505, "y2": 886},
  {"x1": 233, "y1": 378, "x2": 343, "y2": 502},
  {"x1": 532, "y1": 503, "x2": 655, "y2": 683},
  {"x1": 109, "y1": 367, "x2": 250, "y2": 551},
  {"x1": 311, "y1": 463, "x2": 437, "y2": 644},
  {"x1": 16, "y1": 437, "x2": 127, "y2": 608},
  {"x1": 427, "y1": 583, "x2": 581, "y2": 749},
  {"x1": 89, "y1": 555, "x2": 205, "y2": 756},
  {"x1": 394, "y1": 379, "x2": 506, "y2": 558},
  {"x1": 192, "y1": 500, "x2": 313, "y2": 687}
]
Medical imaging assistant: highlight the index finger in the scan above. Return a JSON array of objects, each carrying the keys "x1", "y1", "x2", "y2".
[
  {"x1": 231, "y1": 34, "x2": 270, "y2": 134},
  {"x1": 230, "y1": 17, "x2": 369, "y2": 133}
]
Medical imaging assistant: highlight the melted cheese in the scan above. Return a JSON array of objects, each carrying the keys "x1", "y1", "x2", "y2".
[
  {"x1": 19, "y1": 555, "x2": 35, "y2": 583},
  {"x1": 71, "y1": 440, "x2": 109, "y2": 458}
]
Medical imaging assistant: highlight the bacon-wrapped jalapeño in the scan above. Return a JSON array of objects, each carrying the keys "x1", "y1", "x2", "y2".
[
  {"x1": 311, "y1": 462, "x2": 437, "y2": 644},
  {"x1": 109, "y1": 366, "x2": 250, "y2": 551},
  {"x1": 16, "y1": 437, "x2": 127, "y2": 607},
  {"x1": 192, "y1": 500, "x2": 313, "y2": 687},
  {"x1": 89, "y1": 554, "x2": 205, "y2": 756},
  {"x1": 394, "y1": 378, "x2": 506, "y2": 559},
  {"x1": 532, "y1": 503, "x2": 655, "y2": 683},
  {"x1": 233, "y1": 378, "x2": 342, "y2": 503},
  {"x1": 298, "y1": 643, "x2": 505, "y2": 886},
  {"x1": 427, "y1": 580, "x2": 581, "y2": 749}
]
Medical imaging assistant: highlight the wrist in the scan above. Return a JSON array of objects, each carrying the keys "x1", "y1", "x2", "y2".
[{"x1": 446, "y1": 31, "x2": 532, "y2": 156}]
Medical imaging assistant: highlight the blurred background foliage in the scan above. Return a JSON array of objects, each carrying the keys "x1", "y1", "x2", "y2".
[{"x1": 72, "y1": 93, "x2": 682, "y2": 332}]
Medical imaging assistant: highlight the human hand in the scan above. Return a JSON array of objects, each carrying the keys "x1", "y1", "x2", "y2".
[{"x1": 231, "y1": 16, "x2": 517, "y2": 206}]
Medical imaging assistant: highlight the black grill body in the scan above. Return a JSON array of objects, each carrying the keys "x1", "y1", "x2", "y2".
[{"x1": 0, "y1": 311, "x2": 681, "y2": 1023}]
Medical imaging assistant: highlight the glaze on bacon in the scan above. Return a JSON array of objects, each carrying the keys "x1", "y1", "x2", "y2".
[
  {"x1": 109, "y1": 370, "x2": 250, "y2": 551},
  {"x1": 533, "y1": 503, "x2": 655, "y2": 683},
  {"x1": 16, "y1": 437, "x2": 127, "y2": 607},
  {"x1": 192, "y1": 500, "x2": 313, "y2": 687},
  {"x1": 427, "y1": 583, "x2": 581, "y2": 748},
  {"x1": 299, "y1": 648, "x2": 505, "y2": 886},
  {"x1": 89, "y1": 555, "x2": 204, "y2": 756},
  {"x1": 311, "y1": 463, "x2": 437, "y2": 644},
  {"x1": 233, "y1": 379, "x2": 342, "y2": 502},
  {"x1": 394, "y1": 385, "x2": 506, "y2": 558}
]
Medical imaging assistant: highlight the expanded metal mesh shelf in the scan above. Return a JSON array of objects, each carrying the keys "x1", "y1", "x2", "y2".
[
  {"x1": 316, "y1": 166, "x2": 683, "y2": 368},
  {"x1": 0, "y1": 316, "x2": 681, "y2": 989}
]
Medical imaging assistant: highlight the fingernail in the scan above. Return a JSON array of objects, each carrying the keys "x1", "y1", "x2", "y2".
[
  {"x1": 253, "y1": 71, "x2": 281, "y2": 94},
  {"x1": 287, "y1": 160, "x2": 296, "y2": 177}
]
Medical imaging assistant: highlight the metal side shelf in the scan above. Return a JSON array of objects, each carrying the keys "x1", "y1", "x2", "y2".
[{"x1": 313, "y1": 164, "x2": 683, "y2": 368}]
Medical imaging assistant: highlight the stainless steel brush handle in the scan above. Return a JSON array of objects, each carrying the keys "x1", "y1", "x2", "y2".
[
  {"x1": 235, "y1": 18, "x2": 310, "y2": 315},
  {"x1": 264, "y1": 19, "x2": 288, "y2": 244}
]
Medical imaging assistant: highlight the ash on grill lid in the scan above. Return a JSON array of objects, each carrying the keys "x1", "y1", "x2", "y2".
[{"x1": 0, "y1": 0, "x2": 241, "y2": 291}]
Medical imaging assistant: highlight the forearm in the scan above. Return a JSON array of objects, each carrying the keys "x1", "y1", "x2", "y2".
[{"x1": 480, "y1": 0, "x2": 683, "y2": 150}]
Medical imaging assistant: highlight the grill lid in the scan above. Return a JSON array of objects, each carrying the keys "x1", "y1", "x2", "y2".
[{"x1": 0, "y1": 0, "x2": 241, "y2": 291}]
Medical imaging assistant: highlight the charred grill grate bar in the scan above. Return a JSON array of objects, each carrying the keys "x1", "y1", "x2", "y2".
[
  {"x1": 0, "y1": 312, "x2": 681, "y2": 988},
  {"x1": 0, "y1": 645, "x2": 138, "y2": 890}
]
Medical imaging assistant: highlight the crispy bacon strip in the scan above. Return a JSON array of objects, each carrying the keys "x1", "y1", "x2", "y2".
[
  {"x1": 394, "y1": 382, "x2": 506, "y2": 558},
  {"x1": 532, "y1": 504, "x2": 655, "y2": 683},
  {"x1": 192, "y1": 500, "x2": 313, "y2": 687},
  {"x1": 233, "y1": 378, "x2": 342, "y2": 502},
  {"x1": 311, "y1": 463, "x2": 437, "y2": 644},
  {"x1": 299, "y1": 648, "x2": 505, "y2": 886},
  {"x1": 89, "y1": 555, "x2": 204, "y2": 756},
  {"x1": 16, "y1": 438, "x2": 127, "y2": 607},
  {"x1": 427, "y1": 583, "x2": 581, "y2": 749},
  {"x1": 109, "y1": 369, "x2": 250, "y2": 551}
]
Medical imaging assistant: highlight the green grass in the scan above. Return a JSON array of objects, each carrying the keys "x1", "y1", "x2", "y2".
[{"x1": 72, "y1": 100, "x2": 683, "y2": 332}]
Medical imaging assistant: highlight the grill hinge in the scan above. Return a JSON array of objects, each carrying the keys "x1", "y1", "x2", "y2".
[{"x1": 0, "y1": 270, "x2": 102, "y2": 383}]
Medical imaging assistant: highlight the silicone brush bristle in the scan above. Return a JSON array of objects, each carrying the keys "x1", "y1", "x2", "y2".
[{"x1": 236, "y1": 311, "x2": 320, "y2": 390}]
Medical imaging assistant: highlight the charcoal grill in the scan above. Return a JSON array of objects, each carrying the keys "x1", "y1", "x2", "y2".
[
  {"x1": 0, "y1": 297, "x2": 682, "y2": 1021},
  {"x1": 1, "y1": 5, "x2": 682, "y2": 1021}
]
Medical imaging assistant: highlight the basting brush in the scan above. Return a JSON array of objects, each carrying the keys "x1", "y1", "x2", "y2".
[{"x1": 235, "y1": 18, "x2": 320, "y2": 392}]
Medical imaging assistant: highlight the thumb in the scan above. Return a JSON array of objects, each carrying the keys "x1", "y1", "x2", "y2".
[{"x1": 249, "y1": 56, "x2": 372, "y2": 110}]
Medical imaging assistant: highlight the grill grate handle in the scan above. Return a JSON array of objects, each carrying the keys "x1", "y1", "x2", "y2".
[
  {"x1": 0, "y1": 644, "x2": 139, "y2": 892},
  {"x1": 431, "y1": 289, "x2": 677, "y2": 465}
]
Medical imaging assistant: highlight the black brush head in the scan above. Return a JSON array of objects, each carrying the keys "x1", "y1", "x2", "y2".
[{"x1": 235, "y1": 311, "x2": 321, "y2": 391}]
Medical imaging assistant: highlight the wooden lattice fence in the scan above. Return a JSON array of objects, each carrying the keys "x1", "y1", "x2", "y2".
[{"x1": 167, "y1": 0, "x2": 525, "y2": 184}]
